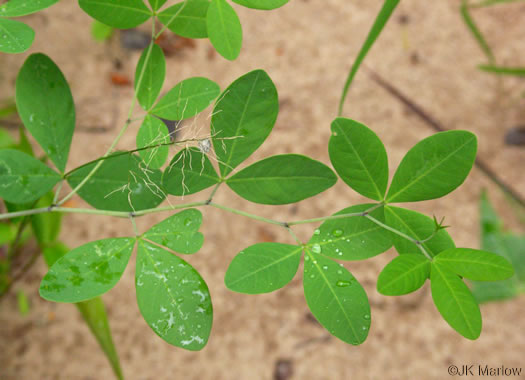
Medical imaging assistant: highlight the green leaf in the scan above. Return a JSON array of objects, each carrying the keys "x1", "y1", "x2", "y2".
[
  {"x1": 460, "y1": 0, "x2": 495, "y2": 63},
  {"x1": 435, "y1": 248, "x2": 514, "y2": 281},
  {"x1": 384, "y1": 206, "x2": 455, "y2": 258},
  {"x1": 0, "y1": 0, "x2": 58, "y2": 17},
  {"x1": 91, "y1": 20, "x2": 114, "y2": 42},
  {"x1": 0, "y1": 149, "x2": 61, "y2": 204},
  {"x1": 151, "y1": 77, "x2": 220, "y2": 120},
  {"x1": 39, "y1": 238, "x2": 136, "y2": 303},
  {"x1": 162, "y1": 147, "x2": 220, "y2": 196},
  {"x1": 42, "y1": 242, "x2": 71, "y2": 267},
  {"x1": 329, "y1": 118, "x2": 388, "y2": 201},
  {"x1": 0, "y1": 129, "x2": 15, "y2": 149},
  {"x1": 17, "y1": 290, "x2": 30, "y2": 316},
  {"x1": 136, "y1": 240, "x2": 212, "y2": 350},
  {"x1": 157, "y1": 1, "x2": 210, "y2": 39},
  {"x1": 76, "y1": 298, "x2": 124, "y2": 380},
  {"x1": 377, "y1": 255, "x2": 430, "y2": 295},
  {"x1": 211, "y1": 70, "x2": 278, "y2": 176},
  {"x1": 67, "y1": 152, "x2": 165, "y2": 212},
  {"x1": 478, "y1": 65, "x2": 525, "y2": 77},
  {"x1": 232, "y1": 0, "x2": 289, "y2": 10},
  {"x1": 226, "y1": 154, "x2": 337, "y2": 205},
  {"x1": 225, "y1": 243, "x2": 302, "y2": 294},
  {"x1": 15, "y1": 53, "x2": 76, "y2": 172},
  {"x1": 136, "y1": 115, "x2": 170, "y2": 169},
  {"x1": 430, "y1": 263, "x2": 482, "y2": 340},
  {"x1": 471, "y1": 193, "x2": 525, "y2": 302},
  {"x1": 41, "y1": 243, "x2": 124, "y2": 380},
  {"x1": 0, "y1": 18, "x2": 34, "y2": 54},
  {"x1": 207, "y1": 0, "x2": 243, "y2": 60},
  {"x1": 386, "y1": 131, "x2": 477, "y2": 203},
  {"x1": 303, "y1": 251, "x2": 370, "y2": 345},
  {"x1": 0, "y1": 223, "x2": 17, "y2": 245},
  {"x1": 78, "y1": 0, "x2": 152, "y2": 29},
  {"x1": 143, "y1": 209, "x2": 204, "y2": 254},
  {"x1": 338, "y1": 0, "x2": 400, "y2": 115},
  {"x1": 135, "y1": 43, "x2": 166, "y2": 110},
  {"x1": 306, "y1": 204, "x2": 392, "y2": 261},
  {"x1": 148, "y1": 0, "x2": 167, "y2": 11}
]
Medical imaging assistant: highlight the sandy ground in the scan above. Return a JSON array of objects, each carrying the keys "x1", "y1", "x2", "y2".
[{"x1": 1, "y1": 0, "x2": 525, "y2": 379}]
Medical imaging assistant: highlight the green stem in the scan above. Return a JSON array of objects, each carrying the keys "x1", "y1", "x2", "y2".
[
  {"x1": 207, "y1": 202, "x2": 286, "y2": 227},
  {"x1": 0, "y1": 202, "x2": 434, "y2": 260},
  {"x1": 57, "y1": 21, "x2": 157, "y2": 206},
  {"x1": 154, "y1": 0, "x2": 188, "y2": 39},
  {"x1": 364, "y1": 214, "x2": 433, "y2": 260},
  {"x1": 287, "y1": 203, "x2": 384, "y2": 226}
]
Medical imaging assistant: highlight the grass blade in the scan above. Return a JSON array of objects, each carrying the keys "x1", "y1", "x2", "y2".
[
  {"x1": 460, "y1": 0, "x2": 495, "y2": 63},
  {"x1": 338, "y1": 0, "x2": 400, "y2": 116}
]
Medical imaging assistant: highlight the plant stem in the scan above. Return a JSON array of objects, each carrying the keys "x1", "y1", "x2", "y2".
[
  {"x1": 57, "y1": 21, "x2": 157, "y2": 206},
  {"x1": 287, "y1": 203, "x2": 384, "y2": 226},
  {"x1": 364, "y1": 214, "x2": 433, "y2": 260},
  {"x1": 207, "y1": 202, "x2": 286, "y2": 227},
  {"x1": 154, "y1": 0, "x2": 188, "y2": 39},
  {"x1": 0, "y1": 202, "x2": 432, "y2": 259}
]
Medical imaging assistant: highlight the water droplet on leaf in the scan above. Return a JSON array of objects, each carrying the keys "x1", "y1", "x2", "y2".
[{"x1": 311, "y1": 244, "x2": 321, "y2": 254}]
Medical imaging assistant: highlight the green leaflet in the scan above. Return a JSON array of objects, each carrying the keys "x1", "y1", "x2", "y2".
[
  {"x1": 211, "y1": 70, "x2": 279, "y2": 176},
  {"x1": 15, "y1": 54, "x2": 76, "y2": 172},
  {"x1": 91, "y1": 20, "x2": 114, "y2": 42},
  {"x1": 386, "y1": 131, "x2": 477, "y2": 203},
  {"x1": 158, "y1": 1, "x2": 210, "y2": 39},
  {"x1": 207, "y1": 0, "x2": 243, "y2": 60},
  {"x1": 163, "y1": 148, "x2": 220, "y2": 196},
  {"x1": 306, "y1": 204, "x2": 392, "y2": 261},
  {"x1": 136, "y1": 115, "x2": 170, "y2": 169},
  {"x1": 232, "y1": 0, "x2": 289, "y2": 10},
  {"x1": 226, "y1": 154, "x2": 337, "y2": 205},
  {"x1": 478, "y1": 65, "x2": 525, "y2": 77},
  {"x1": 151, "y1": 77, "x2": 220, "y2": 120},
  {"x1": 303, "y1": 251, "x2": 370, "y2": 345},
  {"x1": 384, "y1": 206, "x2": 455, "y2": 258},
  {"x1": 471, "y1": 193, "x2": 525, "y2": 302},
  {"x1": 147, "y1": 0, "x2": 168, "y2": 11},
  {"x1": 136, "y1": 240, "x2": 212, "y2": 350},
  {"x1": 67, "y1": 152, "x2": 165, "y2": 212},
  {"x1": 430, "y1": 263, "x2": 482, "y2": 340},
  {"x1": 39, "y1": 238, "x2": 136, "y2": 303},
  {"x1": 0, "y1": 149, "x2": 61, "y2": 204},
  {"x1": 338, "y1": 0, "x2": 400, "y2": 115},
  {"x1": 135, "y1": 43, "x2": 166, "y2": 110},
  {"x1": 225, "y1": 243, "x2": 302, "y2": 294},
  {"x1": 0, "y1": 0, "x2": 58, "y2": 16},
  {"x1": 143, "y1": 209, "x2": 204, "y2": 254},
  {"x1": 17, "y1": 290, "x2": 30, "y2": 316},
  {"x1": 78, "y1": 0, "x2": 152, "y2": 29},
  {"x1": 0, "y1": 17, "x2": 34, "y2": 53},
  {"x1": 434, "y1": 248, "x2": 514, "y2": 281},
  {"x1": 377, "y1": 255, "x2": 430, "y2": 296},
  {"x1": 42, "y1": 243, "x2": 124, "y2": 380},
  {"x1": 0, "y1": 129, "x2": 15, "y2": 149},
  {"x1": 329, "y1": 118, "x2": 388, "y2": 201}
]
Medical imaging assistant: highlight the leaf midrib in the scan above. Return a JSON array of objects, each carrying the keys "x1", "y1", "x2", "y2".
[
  {"x1": 307, "y1": 251, "x2": 361, "y2": 343},
  {"x1": 334, "y1": 121, "x2": 383, "y2": 200},
  {"x1": 432, "y1": 263, "x2": 477, "y2": 338}
]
